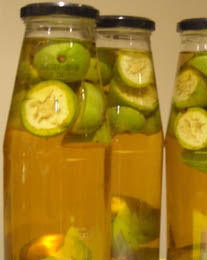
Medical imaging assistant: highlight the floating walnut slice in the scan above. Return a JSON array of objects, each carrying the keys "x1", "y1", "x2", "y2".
[
  {"x1": 109, "y1": 79, "x2": 158, "y2": 115},
  {"x1": 173, "y1": 68, "x2": 207, "y2": 109},
  {"x1": 175, "y1": 107, "x2": 207, "y2": 150},
  {"x1": 115, "y1": 51, "x2": 154, "y2": 88},
  {"x1": 21, "y1": 80, "x2": 78, "y2": 136}
]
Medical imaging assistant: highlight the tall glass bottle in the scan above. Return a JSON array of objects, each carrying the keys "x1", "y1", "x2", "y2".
[
  {"x1": 96, "y1": 16, "x2": 163, "y2": 260},
  {"x1": 3, "y1": 3, "x2": 111, "y2": 260},
  {"x1": 166, "y1": 18, "x2": 207, "y2": 260}
]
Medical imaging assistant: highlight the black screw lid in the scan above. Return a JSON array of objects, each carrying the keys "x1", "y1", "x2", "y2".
[
  {"x1": 177, "y1": 18, "x2": 207, "y2": 32},
  {"x1": 21, "y1": 2, "x2": 99, "y2": 19},
  {"x1": 97, "y1": 15, "x2": 155, "y2": 31}
]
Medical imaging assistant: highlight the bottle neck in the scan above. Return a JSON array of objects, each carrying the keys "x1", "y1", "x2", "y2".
[
  {"x1": 96, "y1": 27, "x2": 152, "y2": 51},
  {"x1": 180, "y1": 30, "x2": 207, "y2": 52},
  {"x1": 23, "y1": 15, "x2": 96, "y2": 41}
]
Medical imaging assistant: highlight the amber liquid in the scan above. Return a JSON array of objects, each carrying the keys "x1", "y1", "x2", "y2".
[
  {"x1": 110, "y1": 132, "x2": 163, "y2": 260},
  {"x1": 4, "y1": 38, "x2": 110, "y2": 260},
  {"x1": 4, "y1": 129, "x2": 110, "y2": 260},
  {"x1": 166, "y1": 52, "x2": 207, "y2": 260}
]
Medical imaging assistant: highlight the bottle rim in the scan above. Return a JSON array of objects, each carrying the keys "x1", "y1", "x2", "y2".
[
  {"x1": 177, "y1": 18, "x2": 207, "y2": 32},
  {"x1": 20, "y1": 2, "x2": 99, "y2": 20},
  {"x1": 97, "y1": 15, "x2": 155, "y2": 31}
]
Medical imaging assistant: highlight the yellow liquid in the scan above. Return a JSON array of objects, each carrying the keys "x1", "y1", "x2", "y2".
[
  {"x1": 111, "y1": 132, "x2": 163, "y2": 259},
  {"x1": 4, "y1": 128, "x2": 110, "y2": 260},
  {"x1": 166, "y1": 52, "x2": 207, "y2": 260}
]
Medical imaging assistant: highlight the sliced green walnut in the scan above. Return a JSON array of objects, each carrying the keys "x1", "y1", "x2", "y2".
[
  {"x1": 34, "y1": 42, "x2": 90, "y2": 83},
  {"x1": 109, "y1": 79, "x2": 158, "y2": 114},
  {"x1": 71, "y1": 82, "x2": 105, "y2": 134},
  {"x1": 188, "y1": 53, "x2": 207, "y2": 76},
  {"x1": 21, "y1": 80, "x2": 78, "y2": 136},
  {"x1": 111, "y1": 196, "x2": 160, "y2": 252},
  {"x1": 173, "y1": 68, "x2": 207, "y2": 109},
  {"x1": 181, "y1": 149, "x2": 207, "y2": 173},
  {"x1": 175, "y1": 107, "x2": 207, "y2": 150},
  {"x1": 116, "y1": 51, "x2": 154, "y2": 88},
  {"x1": 55, "y1": 227, "x2": 92, "y2": 260},
  {"x1": 108, "y1": 106, "x2": 146, "y2": 134},
  {"x1": 142, "y1": 109, "x2": 162, "y2": 135}
]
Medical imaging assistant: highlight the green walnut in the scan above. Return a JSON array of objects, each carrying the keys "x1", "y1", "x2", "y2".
[
  {"x1": 108, "y1": 106, "x2": 146, "y2": 134},
  {"x1": 173, "y1": 68, "x2": 207, "y2": 109},
  {"x1": 109, "y1": 79, "x2": 158, "y2": 115},
  {"x1": 34, "y1": 42, "x2": 90, "y2": 82},
  {"x1": 71, "y1": 82, "x2": 105, "y2": 134},
  {"x1": 21, "y1": 80, "x2": 78, "y2": 137},
  {"x1": 174, "y1": 107, "x2": 207, "y2": 150},
  {"x1": 111, "y1": 196, "x2": 160, "y2": 252}
]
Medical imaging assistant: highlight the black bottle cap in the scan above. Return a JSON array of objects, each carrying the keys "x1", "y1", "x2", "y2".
[
  {"x1": 21, "y1": 2, "x2": 99, "y2": 19},
  {"x1": 177, "y1": 18, "x2": 207, "y2": 32},
  {"x1": 97, "y1": 15, "x2": 155, "y2": 31}
]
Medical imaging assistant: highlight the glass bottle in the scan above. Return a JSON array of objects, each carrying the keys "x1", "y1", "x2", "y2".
[
  {"x1": 96, "y1": 16, "x2": 163, "y2": 260},
  {"x1": 3, "y1": 3, "x2": 111, "y2": 260},
  {"x1": 166, "y1": 18, "x2": 207, "y2": 260}
]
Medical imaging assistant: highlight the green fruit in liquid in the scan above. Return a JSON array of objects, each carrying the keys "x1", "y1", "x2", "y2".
[
  {"x1": 108, "y1": 106, "x2": 146, "y2": 134},
  {"x1": 34, "y1": 42, "x2": 90, "y2": 83},
  {"x1": 109, "y1": 79, "x2": 158, "y2": 114},
  {"x1": 18, "y1": 60, "x2": 40, "y2": 85},
  {"x1": 111, "y1": 196, "x2": 160, "y2": 251},
  {"x1": 175, "y1": 107, "x2": 207, "y2": 150},
  {"x1": 21, "y1": 80, "x2": 78, "y2": 137},
  {"x1": 189, "y1": 53, "x2": 207, "y2": 76},
  {"x1": 116, "y1": 50, "x2": 154, "y2": 88},
  {"x1": 71, "y1": 82, "x2": 105, "y2": 134},
  {"x1": 173, "y1": 68, "x2": 207, "y2": 109}
]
